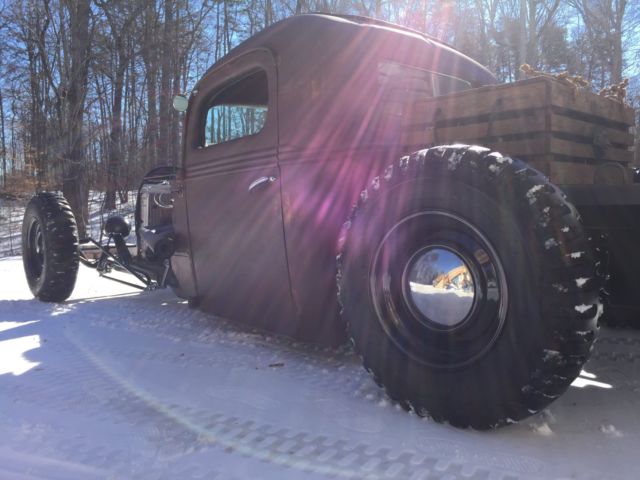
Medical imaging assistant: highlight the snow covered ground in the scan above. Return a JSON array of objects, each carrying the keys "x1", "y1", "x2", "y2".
[{"x1": 1, "y1": 256, "x2": 639, "y2": 480}]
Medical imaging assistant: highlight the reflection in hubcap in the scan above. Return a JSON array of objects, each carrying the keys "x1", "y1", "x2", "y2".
[{"x1": 406, "y1": 247, "x2": 475, "y2": 328}]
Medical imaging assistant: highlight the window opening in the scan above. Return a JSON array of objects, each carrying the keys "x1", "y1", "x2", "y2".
[{"x1": 204, "y1": 70, "x2": 269, "y2": 146}]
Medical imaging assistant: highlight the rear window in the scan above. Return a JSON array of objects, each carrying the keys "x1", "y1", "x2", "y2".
[{"x1": 378, "y1": 61, "x2": 470, "y2": 100}]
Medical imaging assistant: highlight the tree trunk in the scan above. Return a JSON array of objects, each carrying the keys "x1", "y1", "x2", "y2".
[
  {"x1": 104, "y1": 50, "x2": 125, "y2": 211},
  {"x1": 61, "y1": 0, "x2": 91, "y2": 238},
  {"x1": 265, "y1": 0, "x2": 273, "y2": 26},
  {"x1": 526, "y1": 0, "x2": 537, "y2": 68},
  {"x1": 26, "y1": 38, "x2": 46, "y2": 189},
  {"x1": 125, "y1": 41, "x2": 136, "y2": 193},
  {"x1": 516, "y1": 0, "x2": 527, "y2": 79},
  {"x1": 146, "y1": 62, "x2": 158, "y2": 169},
  {"x1": 9, "y1": 100, "x2": 17, "y2": 175},
  {"x1": 170, "y1": 1, "x2": 181, "y2": 165},
  {"x1": 612, "y1": 33, "x2": 623, "y2": 84},
  {"x1": 611, "y1": 0, "x2": 627, "y2": 84},
  {"x1": 158, "y1": 0, "x2": 174, "y2": 166},
  {"x1": 0, "y1": 89, "x2": 6, "y2": 188},
  {"x1": 142, "y1": 1, "x2": 158, "y2": 170}
]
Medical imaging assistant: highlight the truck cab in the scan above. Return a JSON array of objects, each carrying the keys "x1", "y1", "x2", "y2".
[{"x1": 174, "y1": 14, "x2": 497, "y2": 343}]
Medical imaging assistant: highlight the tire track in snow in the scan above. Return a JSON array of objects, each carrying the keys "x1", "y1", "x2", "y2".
[
  {"x1": 3, "y1": 285, "x2": 631, "y2": 479},
  {"x1": 52, "y1": 320, "x2": 547, "y2": 479}
]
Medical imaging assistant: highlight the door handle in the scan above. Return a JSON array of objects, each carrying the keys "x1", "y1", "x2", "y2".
[{"x1": 248, "y1": 176, "x2": 277, "y2": 192}]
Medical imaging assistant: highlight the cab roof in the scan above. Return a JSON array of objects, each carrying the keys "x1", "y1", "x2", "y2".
[{"x1": 200, "y1": 13, "x2": 496, "y2": 87}]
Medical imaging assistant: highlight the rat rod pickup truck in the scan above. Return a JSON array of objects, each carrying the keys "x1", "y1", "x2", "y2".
[{"x1": 24, "y1": 13, "x2": 637, "y2": 429}]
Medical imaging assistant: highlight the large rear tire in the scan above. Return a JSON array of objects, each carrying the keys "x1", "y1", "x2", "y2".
[
  {"x1": 22, "y1": 192, "x2": 79, "y2": 302},
  {"x1": 337, "y1": 145, "x2": 600, "y2": 429}
]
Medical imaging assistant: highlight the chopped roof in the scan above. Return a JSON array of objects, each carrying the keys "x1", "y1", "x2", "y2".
[{"x1": 200, "y1": 13, "x2": 495, "y2": 86}]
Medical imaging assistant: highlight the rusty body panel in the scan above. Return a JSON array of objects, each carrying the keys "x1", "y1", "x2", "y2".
[{"x1": 176, "y1": 14, "x2": 496, "y2": 344}]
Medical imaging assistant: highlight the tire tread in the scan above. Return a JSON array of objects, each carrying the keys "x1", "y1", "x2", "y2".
[{"x1": 337, "y1": 145, "x2": 600, "y2": 429}]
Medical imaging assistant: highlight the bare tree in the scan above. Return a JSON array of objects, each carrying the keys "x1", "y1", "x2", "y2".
[
  {"x1": 95, "y1": 0, "x2": 146, "y2": 210},
  {"x1": 0, "y1": 89, "x2": 6, "y2": 188},
  {"x1": 0, "y1": 0, "x2": 635, "y2": 213},
  {"x1": 141, "y1": 0, "x2": 160, "y2": 171},
  {"x1": 158, "y1": 0, "x2": 175, "y2": 166},
  {"x1": 572, "y1": 0, "x2": 628, "y2": 85},
  {"x1": 60, "y1": 0, "x2": 92, "y2": 237}
]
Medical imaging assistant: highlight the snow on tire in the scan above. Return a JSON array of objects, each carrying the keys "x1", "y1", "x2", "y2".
[
  {"x1": 337, "y1": 145, "x2": 600, "y2": 429},
  {"x1": 22, "y1": 192, "x2": 79, "y2": 302}
]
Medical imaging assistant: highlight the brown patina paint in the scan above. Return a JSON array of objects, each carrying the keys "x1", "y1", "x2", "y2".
[{"x1": 172, "y1": 14, "x2": 496, "y2": 345}]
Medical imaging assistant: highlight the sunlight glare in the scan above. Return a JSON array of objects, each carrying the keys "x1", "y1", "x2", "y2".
[
  {"x1": 571, "y1": 369, "x2": 612, "y2": 389},
  {"x1": 0, "y1": 335, "x2": 41, "y2": 375},
  {"x1": 0, "y1": 320, "x2": 39, "y2": 333}
]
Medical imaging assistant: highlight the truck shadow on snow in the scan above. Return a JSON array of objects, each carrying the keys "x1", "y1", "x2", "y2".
[{"x1": 1, "y1": 293, "x2": 638, "y2": 435}]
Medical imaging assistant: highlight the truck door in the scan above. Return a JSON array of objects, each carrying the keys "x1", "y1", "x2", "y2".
[{"x1": 183, "y1": 49, "x2": 296, "y2": 334}]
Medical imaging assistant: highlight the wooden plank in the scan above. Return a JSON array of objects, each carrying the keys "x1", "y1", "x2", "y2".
[
  {"x1": 401, "y1": 129, "x2": 431, "y2": 146},
  {"x1": 519, "y1": 155, "x2": 596, "y2": 185},
  {"x1": 549, "y1": 137, "x2": 633, "y2": 163},
  {"x1": 549, "y1": 113, "x2": 633, "y2": 147},
  {"x1": 397, "y1": 75, "x2": 636, "y2": 187},
  {"x1": 432, "y1": 110, "x2": 546, "y2": 140},
  {"x1": 405, "y1": 76, "x2": 634, "y2": 130},
  {"x1": 401, "y1": 130, "x2": 634, "y2": 166},
  {"x1": 518, "y1": 156, "x2": 551, "y2": 177},
  {"x1": 549, "y1": 80, "x2": 635, "y2": 126},
  {"x1": 481, "y1": 137, "x2": 549, "y2": 157},
  {"x1": 401, "y1": 131, "x2": 549, "y2": 157},
  {"x1": 549, "y1": 161, "x2": 595, "y2": 185},
  {"x1": 448, "y1": 137, "x2": 548, "y2": 158},
  {"x1": 408, "y1": 79, "x2": 547, "y2": 125},
  {"x1": 398, "y1": 142, "x2": 600, "y2": 185}
]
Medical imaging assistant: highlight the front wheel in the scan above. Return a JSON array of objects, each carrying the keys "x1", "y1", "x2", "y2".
[
  {"x1": 338, "y1": 145, "x2": 600, "y2": 429},
  {"x1": 22, "y1": 192, "x2": 79, "y2": 302}
]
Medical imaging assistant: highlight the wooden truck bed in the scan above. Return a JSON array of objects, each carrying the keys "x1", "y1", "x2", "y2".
[{"x1": 399, "y1": 76, "x2": 635, "y2": 185}]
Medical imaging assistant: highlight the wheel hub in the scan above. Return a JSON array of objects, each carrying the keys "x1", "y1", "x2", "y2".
[
  {"x1": 370, "y1": 210, "x2": 508, "y2": 368},
  {"x1": 403, "y1": 246, "x2": 476, "y2": 329}
]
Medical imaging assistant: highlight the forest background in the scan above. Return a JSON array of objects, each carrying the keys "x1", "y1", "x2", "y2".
[{"x1": 0, "y1": 0, "x2": 638, "y2": 236}]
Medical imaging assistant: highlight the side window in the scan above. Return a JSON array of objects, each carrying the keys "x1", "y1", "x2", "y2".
[{"x1": 203, "y1": 70, "x2": 269, "y2": 146}]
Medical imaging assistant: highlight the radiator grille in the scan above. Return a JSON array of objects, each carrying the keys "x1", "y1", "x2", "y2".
[{"x1": 140, "y1": 183, "x2": 173, "y2": 227}]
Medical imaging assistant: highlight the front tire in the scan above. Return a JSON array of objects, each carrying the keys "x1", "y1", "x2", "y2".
[
  {"x1": 22, "y1": 192, "x2": 79, "y2": 302},
  {"x1": 338, "y1": 145, "x2": 600, "y2": 429}
]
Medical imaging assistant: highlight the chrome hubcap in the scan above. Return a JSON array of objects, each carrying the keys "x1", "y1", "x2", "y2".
[
  {"x1": 404, "y1": 247, "x2": 476, "y2": 329},
  {"x1": 370, "y1": 210, "x2": 508, "y2": 368}
]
